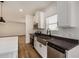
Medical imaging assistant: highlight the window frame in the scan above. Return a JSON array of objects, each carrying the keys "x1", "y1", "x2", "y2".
[{"x1": 46, "y1": 14, "x2": 58, "y2": 31}]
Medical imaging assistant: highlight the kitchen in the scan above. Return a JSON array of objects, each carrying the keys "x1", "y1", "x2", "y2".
[
  {"x1": 28, "y1": 1, "x2": 79, "y2": 58},
  {"x1": 0, "y1": 1, "x2": 79, "y2": 58}
]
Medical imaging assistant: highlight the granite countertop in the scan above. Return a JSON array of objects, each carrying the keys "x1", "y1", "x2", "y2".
[
  {"x1": 34, "y1": 33, "x2": 79, "y2": 51},
  {"x1": 48, "y1": 38, "x2": 78, "y2": 50}
]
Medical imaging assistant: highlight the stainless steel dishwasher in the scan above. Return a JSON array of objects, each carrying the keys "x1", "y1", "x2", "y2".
[{"x1": 47, "y1": 42, "x2": 66, "y2": 58}]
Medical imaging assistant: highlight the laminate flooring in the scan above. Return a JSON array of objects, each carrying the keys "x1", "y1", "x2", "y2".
[{"x1": 18, "y1": 35, "x2": 41, "y2": 58}]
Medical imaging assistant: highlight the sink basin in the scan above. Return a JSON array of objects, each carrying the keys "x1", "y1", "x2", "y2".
[
  {"x1": 38, "y1": 36, "x2": 51, "y2": 39},
  {"x1": 37, "y1": 36, "x2": 51, "y2": 46}
]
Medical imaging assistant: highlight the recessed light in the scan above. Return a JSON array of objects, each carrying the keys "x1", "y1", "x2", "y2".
[{"x1": 19, "y1": 9, "x2": 23, "y2": 12}]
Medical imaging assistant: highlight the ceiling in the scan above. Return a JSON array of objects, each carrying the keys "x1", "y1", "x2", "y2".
[{"x1": 0, "y1": 1, "x2": 55, "y2": 23}]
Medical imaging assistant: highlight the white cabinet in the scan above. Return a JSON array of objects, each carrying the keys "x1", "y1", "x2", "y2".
[
  {"x1": 39, "y1": 42, "x2": 47, "y2": 58},
  {"x1": 34, "y1": 11, "x2": 45, "y2": 29},
  {"x1": 34, "y1": 36, "x2": 47, "y2": 58},
  {"x1": 57, "y1": 2, "x2": 77, "y2": 27},
  {"x1": 34, "y1": 37, "x2": 39, "y2": 51},
  {"x1": 38, "y1": 12, "x2": 45, "y2": 29},
  {"x1": 66, "y1": 45, "x2": 79, "y2": 58},
  {"x1": 34, "y1": 12, "x2": 39, "y2": 24}
]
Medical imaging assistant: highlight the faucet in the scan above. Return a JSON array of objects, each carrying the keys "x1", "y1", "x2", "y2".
[{"x1": 47, "y1": 28, "x2": 51, "y2": 36}]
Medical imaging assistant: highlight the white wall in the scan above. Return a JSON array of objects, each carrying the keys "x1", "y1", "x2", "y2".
[
  {"x1": 26, "y1": 15, "x2": 34, "y2": 43},
  {"x1": 0, "y1": 22, "x2": 26, "y2": 36},
  {"x1": 42, "y1": 1, "x2": 79, "y2": 40}
]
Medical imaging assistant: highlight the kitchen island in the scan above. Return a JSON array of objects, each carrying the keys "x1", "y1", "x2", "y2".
[{"x1": 0, "y1": 35, "x2": 18, "y2": 58}]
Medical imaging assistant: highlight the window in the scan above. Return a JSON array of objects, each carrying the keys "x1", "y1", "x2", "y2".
[{"x1": 46, "y1": 15, "x2": 58, "y2": 31}]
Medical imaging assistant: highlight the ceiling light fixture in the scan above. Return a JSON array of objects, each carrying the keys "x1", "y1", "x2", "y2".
[
  {"x1": 19, "y1": 9, "x2": 23, "y2": 12},
  {"x1": 0, "y1": 1, "x2": 5, "y2": 23}
]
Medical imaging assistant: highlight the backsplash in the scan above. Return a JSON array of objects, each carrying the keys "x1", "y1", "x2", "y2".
[{"x1": 40, "y1": 27, "x2": 79, "y2": 40}]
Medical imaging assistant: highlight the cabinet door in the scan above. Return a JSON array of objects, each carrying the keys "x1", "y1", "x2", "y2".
[
  {"x1": 34, "y1": 37, "x2": 41, "y2": 53},
  {"x1": 66, "y1": 45, "x2": 79, "y2": 58},
  {"x1": 57, "y1": 1, "x2": 76, "y2": 27},
  {"x1": 34, "y1": 37, "x2": 37, "y2": 49},
  {"x1": 34, "y1": 11, "x2": 45, "y2": 29},
  {"x1": 34, "y1": 11, "x2": 40, "y2": 24},
  {"x1": 38, "y1": 12, "x2": 45, "y2": 29},
  {"x1": 39, "y1": 43, "x2": 47, "y2": 58}
]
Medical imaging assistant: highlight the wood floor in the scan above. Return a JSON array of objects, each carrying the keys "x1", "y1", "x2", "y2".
[{"x1": 18, "y1": 35, "x2": 41, "y2": 58}]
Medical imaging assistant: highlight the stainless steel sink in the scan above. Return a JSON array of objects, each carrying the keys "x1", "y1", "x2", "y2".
[{"x1": 37, "y1": 36, "x2": 51, "y2": 46}]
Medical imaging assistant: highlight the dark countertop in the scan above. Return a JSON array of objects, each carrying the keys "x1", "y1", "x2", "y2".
[
  {"x1": 34, "y1": 33, "x2": 79, "y2": 51},
  {"x1": 47, "y1": 38, "x2": 78, "y2": 50}
]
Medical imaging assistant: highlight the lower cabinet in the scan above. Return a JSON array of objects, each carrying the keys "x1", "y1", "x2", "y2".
[
  {"x1": 34, "y1": 37, "x2": 47, "y2": 58},
  {"x1": 66, "y1": 45, "x2": 79, "y2": 58}
]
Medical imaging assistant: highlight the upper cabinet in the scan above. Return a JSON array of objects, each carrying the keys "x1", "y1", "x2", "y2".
[
  {"x1": 33, "y1": 11, "x2": 45, "y2": 29},
  {"x1": 57, "y1": 2, "x2": 77, "y2": 27}
]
